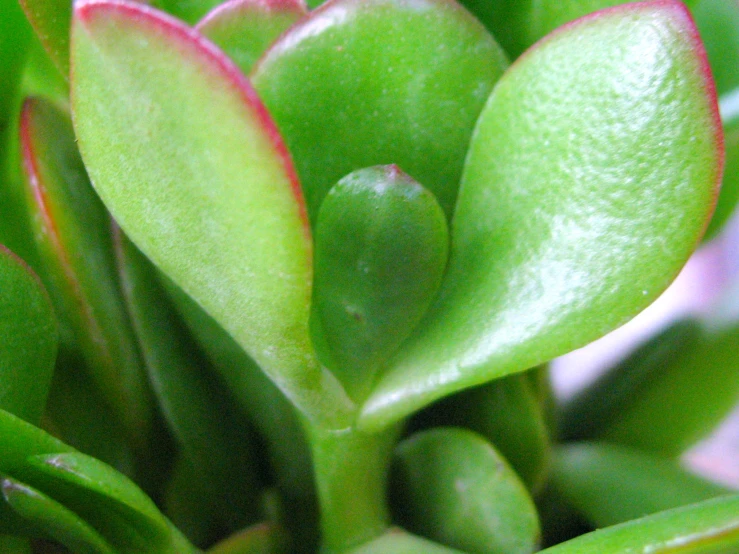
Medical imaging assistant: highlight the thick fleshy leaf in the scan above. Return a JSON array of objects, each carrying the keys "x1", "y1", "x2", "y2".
[
  {"x1": 207, "y1": 522, "x2": 289, "y2": 554},
  {"x1": 392, "y1": 428, "x2": 540, "y2": 554},
  {"x1": 251, "y1": 0, "x2": 508, "y2": 223},
  {"x1": 558, "y1": 320, "x2": 701, "y2": 442},
  {"x1": 359, "y1": 0, "x2": 722, "y2": 431},
  {"x1": 538, "y1": 495, "x2": 739, "y2": 554},
  {"x1": 19, "y1": 96, "x2": 154, "y2": 449},
  {"x1": 551, "y1": 443, "x2": 732, "y2": 528},
  {"x1": 196, "y1": 0, "x2": 307, "y2": 76},
  {"x1": 24, "y1": 452, "x2": 197, "y2": 553},
  {"x1": 411, "y1": 372, "x2": 551, "y2": 492},
  {"x1": 313, "y1": 166, "x2": 448, "y2": 399},
  {"x1": 0, "y1": 246, "x2": 56, "y2": 423},
  {"x1": 71, "y1": 0, "x2": 353, "y2": 428},
  {"x1": 2, "y1": 477, "x2": 116, "y2": 554},
  {"x1": 19, "y1": 0, "x2": 72, "y2": 76},
  {"x1": 345, "y1": 528, "x2": 466, "y2": 554},
  {"x1": 601, "y1": 320, "x2": 739, "y2": 456},
  {"x1": 115, "y1": 232, "x2": 259, "y2": 529}
]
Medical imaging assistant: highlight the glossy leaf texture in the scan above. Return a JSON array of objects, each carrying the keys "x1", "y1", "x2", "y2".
[
  {"x1": 19, "y1": 0, "x2": 71, "y2": 76},
  {"x1": 359, "y1": 0, "x2": 723, "y2": 431},
  {"x1": 19, "y1": 96, "x2": 154, "y2": 450},
  {"x1": 557, "y1": 320, "x2": 701, "y2": 442},
  {"x1": 392, "y1": 428, "x2": 540, "y2": 554},
  {"x1": 538, "y1": 495, "x2": 739, "y2": 554},
  {"x1": 410, "y1": 372, "x2": 551, "y2": 492},
  {"x1": 251, "y1": 0, "x2": 509, "y2": 223},
  {"x1": 600, "y1": 320, "x2": 739, "y2": 456},
  {"x1": 71, "y1": 0, "x2": 353, "y2": 428},
  {"x1": 2, "y1": 477, "x2": 116, "y2": 554},
  {"x1": 0, "y1": 246, "x2": 57, "y2": 424},
  {"x1": 345, "y1": 528, "x2": 467, "y2": 554},
  {"x1": 313, "y1": 166, "x2": 448, "y2": 400},
  {"x1": 115, "y1": 232, "x2": 260, "y2": 532},
  {"x1": 551, "y1": 442, "x2": 733, "y2": 529},
  {"x1": 197, "y1": 0, "x2": 307, "y2": 76}
]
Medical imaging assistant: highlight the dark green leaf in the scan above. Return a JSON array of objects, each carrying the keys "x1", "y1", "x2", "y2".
[
  {"x1": 313, "y1": 166, "x2": 448, "y2": 400},
  {"x1": 19, "y1": 0, "x2": 72, "y2": 76},
  {"x1": 392, "y1": 428, "x2": 540, "y2": 554},
  {"x1": 207, "y1": 522, "x2": 289, "y2": 554},
  {"x1": 0, "y1": 246, "x2": 57, "y2": 423},
  {"x1": 2, "y1": 477, "x2": 115, "y2": 554}
]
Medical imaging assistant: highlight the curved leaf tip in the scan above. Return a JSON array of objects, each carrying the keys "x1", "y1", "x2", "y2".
[{"x1": 72, "y1": 0, "x2": 309, "y2": 231}]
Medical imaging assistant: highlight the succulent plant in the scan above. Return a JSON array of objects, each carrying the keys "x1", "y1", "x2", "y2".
[{"x1": 0, "y1": 0, "x2": 738, "y2": 552}]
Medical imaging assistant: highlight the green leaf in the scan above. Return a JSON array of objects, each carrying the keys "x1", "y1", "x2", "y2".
[
  {"x1": 558, "y1": 320, "x2": 701, "y2": 443},
  {"x1": 411, "y1": 372, "x2": 551, "y2": 492},
  {"x1": 24, "y1": 452, "x2": 198, "y2": 553},
  {"x1": 359, "y1": 0, "x2": 722, "y2": 431},
  {"x1": 115, "y1": 232, "x2": 260, "y2": 529},
  {"x1": 705, "y1": 109, "x2": 739, "y2": 240},
  {"x1": 345, "y1": 528, "x2": 467, "y2": 554},
  {"x1": 692, "y1": 0, "x2": 739, "y2": 98},
  {"x1": 392, "y1": 428, "x2": 540, "y2": 554},
  {"x1": 71, "y1": 0, "x2": 353, "y2": 428},
  {"x1": 538, "y1": 495, "x2": 739, "y2": 554},
  {"x1": 2, "y1": 477, "x2": 116, "y2": 554},
  {"x1": 19, "y1": 96, "x2": 154, "y2": 450},
  {"x1": 251, "y1": 0, "x2": 508, "y2": 223},
  {"x1": 19, "y1": 0, "x2": 72, "y2": 76},
  {"x1": 601, "y1": 320, "x2": 739, "y2": 456},
  {"x1": 197, "y1": 0, "x2": 307, "y2": 76},
  {"x1": 313, "y1": 166, "x2": 448, "y2": 400},
  {"x1": 551, "y1": 442, "x2": 732, "y2": 529},
  {"x1": 0, "y1": 245, "x2": 57, "y2": 424}
]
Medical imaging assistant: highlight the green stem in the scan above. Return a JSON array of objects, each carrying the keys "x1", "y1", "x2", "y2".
[{"x1": 306, "y1": 421, "x2": 401, "y2": 553}]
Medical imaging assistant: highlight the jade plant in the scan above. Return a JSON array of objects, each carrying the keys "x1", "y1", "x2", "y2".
[{"x1": 1, "y1": 0, "x2": 739, "y2": 551}]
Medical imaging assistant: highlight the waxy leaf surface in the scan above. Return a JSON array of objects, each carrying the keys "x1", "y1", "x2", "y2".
[
  {"x1": 0, "y1": 246, "x2": 56, "y2": 424},
  {"x1": 19, "y1": 97, "x2": 154, "y2": 449},
  {"x1": 251, "y1": 0, "x2": 508, "y2": 222},
  {"x1": 71, "y1": 0, "x2": 353, "y2": 428},
  {"x1": 360, "y1": 1, "x2": 722, "y2": 430},
  {"x1": 313, "y1": 166, "x2": 448, "y2": 400},
  {"x1": 197, "y1": 0, "x2": 307, "y2": 76},
  {"x1": 552, "y1": 442, "x2": 732, "y2": 528},
  {"x1": 539, "y1": 495, "x2": 739, "y2": 554},
  {"x1": 393, "y1": 428, "x2": 540, "y2": 554}
]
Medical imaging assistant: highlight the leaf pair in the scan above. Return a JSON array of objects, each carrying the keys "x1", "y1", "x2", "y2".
[{"x1": 70, "y1": 0, "x2": 722, "y2": 431}]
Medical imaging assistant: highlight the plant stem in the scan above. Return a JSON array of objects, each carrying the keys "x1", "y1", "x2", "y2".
[{"x1": 306, "y1": 421, "x2": 401, "y2": 553}]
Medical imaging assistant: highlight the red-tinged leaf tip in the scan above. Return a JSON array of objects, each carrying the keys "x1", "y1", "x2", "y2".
[
  {"x1": 517, "y1": 0, "x2": 724, "y2": 239},
  {"x1": 196, "y1": 0, "x2": 307, "y2": 29},
  {"x1": 72, "y1": 0, "x2": 310, "y2": 234}
]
